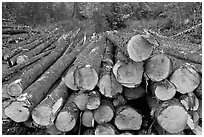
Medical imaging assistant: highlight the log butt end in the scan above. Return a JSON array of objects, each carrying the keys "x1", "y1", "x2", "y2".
[
  {"x1": 127, "y1": 35, "x2": 153, "y2": 62},
  {"x1": 75, "y1": 66, "x2": 98, "y2": 90},
  {"x1": 32, "y1": 106, "x2": 52, "y2": 127},
  {"x1": 7, "y1": 81, "x2": 23, "y2": 97},
  {"x1": 4, "y1": 101, "x2": 30, "y2": 122},
  {"x1": 64, "y1": 66, "x2": 78, "y2": 91},
  {"x1": 55, "y1": 111, "x2": 76, "y2": 132},
  {"x1": 16, "y1": 55, "x2": 28, "y2": 65},
  {"x1": 157, "y1": 105, "x2": 188, "y2": 133}
]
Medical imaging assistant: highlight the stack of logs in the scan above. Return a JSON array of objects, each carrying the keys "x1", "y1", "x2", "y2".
[{"x1": 2, "y1": 27, "x2": 202, "y2": 135}]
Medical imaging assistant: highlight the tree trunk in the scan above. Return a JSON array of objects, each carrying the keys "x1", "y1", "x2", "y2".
[
  {"x1": 82, "y1": 110, "x2": 94, "y2": 127},
  {"x1": 123, "y1": 85, "x2": 146, "y2": 100},
  {"x1": 86, "y1": 90, "x2": 101, "y2": 110},
  {"x1": 95, "y1": 123, "x2": 117, "y2": 135}
]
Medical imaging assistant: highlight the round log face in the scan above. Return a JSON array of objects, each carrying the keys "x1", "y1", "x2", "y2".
[
  {"x1": 16, "y1": 55, "x2": 27, "y2": 65},
  {"x1": 113, "y1": 61, "x2": 143, "y2": 87},
  {"x1": 94, "y1": 105, "x2": 114, "y2": 124},
  {"x1": 55, "y1": 111, "x2": 76, "y2": 132},
  {"x1": 115, "y1": 106, "x2": 142, "y2": 130},
  {"x1": 7, "y1": 79, "x2": 22, "y2": 97},
  {"x1": 157, "y1": 105, "x2": 188, "y2": 133},
  {"x1": 74, "y1": 92, "x2": 89, "y2": 111},
  {"x1": 95, "y1": 124, "x2": 116, "y2": 135},
  {"x1": 154, "y1": 80, "x2": 176, "y2": 101},
  {"x1": 4, "y1": 101, "x2": 30, "y2": 122},
  {"x1": 145, "y1": 54, "x2": 172, "y2": 82},
  {"x1": 74, "y1": 66, "x2": 98, "y2": 90},
  {"x1": 170, "y1": 65, "x2": 200, "y2": 94},
  {"x1": 82, "y1": 110, "x2": 94, "y2": 127},
  {"x1": 127, "y1": 35, "x2": 153, "y2": 62},
  {"x1": 32, "y1": 106, "x2": 52, "y2": 126}
]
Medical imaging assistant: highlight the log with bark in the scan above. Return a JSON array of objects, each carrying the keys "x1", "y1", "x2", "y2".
[
  {"x1": 3, "y1": 49, "x2": 52, "y2": 82},
  {"x1": 73, "y1": 92, "x2": 89, "y2": 111},
  {"x1": 31, "y1": 79, "x2": 70, "y2": 127},
  {"x1": 4, "y1": 29, "x2": 89, "y2": 122},
  {"x1": 98, "y1": 39, "x2": 123, "y2": 98},
  {"x1": 5, "y1": 30, "x2": 80, "y2": 97},
  {"x1": 65, "y1": 34, "x2": 106, "y2": 91},
  {"x1": 16, "y1": 34, "x2": 60, "y2": 64},
  {"x1": 114, "y1": 105, "x2": 142, "y2": 130}
]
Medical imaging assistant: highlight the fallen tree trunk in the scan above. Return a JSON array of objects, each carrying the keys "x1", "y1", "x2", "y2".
[
  {"x1": 98, "y1": 39, "x2": 122, "y2": 98},
  {"x1": 3, "y1": 49, "x2": 52, "y2": 82},
  {"x1": 5, "y1": 30, "x2": 79, "y2": 97},
  {"x1": 4, "y1": 29, "x2": 89, "y2": 122},
  {"x1": 65, "y1": 34, "x2": 106, "y2": 91},
  {"x1": 145, "y1": 54, "x2": 172, "y2": 82},
  {"x1": 93, "y1": 100, "x2": 114, "y2": 124},
  {"x1": 55, "y1": 93, "x2": 80, "y2": 132},
  {"x1": 31, "y1": 79, "x2": 70, "y2": 127},
  {"x1": 16, "y1": 34, "x2": 60, "y2": 64},
  {"x1": 170, "y1": 64, "x2": 201, "y2": 94},
  {"x1": 114, "y1": 105, "x2": 142, "y2": 130}
]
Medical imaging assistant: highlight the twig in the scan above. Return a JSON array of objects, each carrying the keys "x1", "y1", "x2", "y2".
[{"x1": 170, "y1": 23, "x2": 202, "y2": 38}]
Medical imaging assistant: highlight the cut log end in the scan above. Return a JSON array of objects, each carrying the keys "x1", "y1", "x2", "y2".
[
  {"x1": 55, "y1": 111, "x2": 76, "y2": 132},
  {"x1": 98, "y1": 73, "x2": 123, "y2": 98},
  {"x1": 157, "y1": 105, "x2": 188, "y2": 133},
  {"x1": 82, "y1": 110, "x2": 94, "y2": 127},
  {"x1": 170, "y1": 64, "x2": 201, "y2": 94},
  {"x1": 4, "y1": 101, "x2": 30, "y2": 122},
  {"x1": 16, "y1": 55, "x2": 28, "y2": 65},
  {"x1": 32, "y1": 106, "x2": 52, "y2": 127},
  {"x1": 113, "y1": 61, "x2": 144, "y2": 87},
  {"x1": 74, "y1": 66, "x2": 98, "y2": 90},
  {"x1": 145, "y1": 54, "x2": 172, "y2": 82},
  {"x1": 94, "y1": 104, "x2": 114, "y2": 124},
  {"x1": 154, "y1": 80, "x2": 176, "y2": 101},
  {"x1": 74, "y1": 92, "x2": 89, "y2": 111},
  {"x1": 127, "y1": 35, "x2": 153, "y2": 62},
  {"x1": 7, "y1": 79, "x2": 22, "y2": 97},
  {"x1": 115, "y1": 106, "x2": 142, "y2": 130},
  {"x1": 86, "y1": 90, "x2": 101, "y2": 110},
  {"x1": 95, "y1": 124, "x2": 116, "y2": 135}
]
